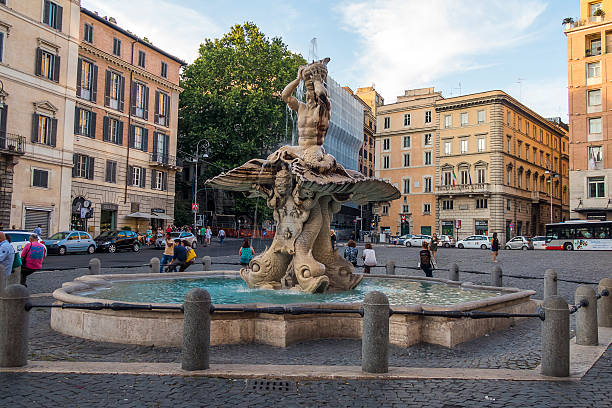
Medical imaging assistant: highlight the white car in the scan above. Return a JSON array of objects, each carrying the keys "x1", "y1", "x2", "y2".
[
  {"x1": 155, "y1": 231, "x2": 197, "y2": 249},
  {"x1": 2, "y1": 230, "x2": 46, "y2": 253},
  {"x1": 405, "y1": 235, "x2": 432, "y2": 247},
  {"x1": 531, "y1": 236, "x2": 547, "y2": 250},
  {"x1": 456, "y1": 235, "x2": 491, "y2": 249}
]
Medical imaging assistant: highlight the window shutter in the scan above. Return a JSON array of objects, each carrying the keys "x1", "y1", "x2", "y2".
[
  {"x1": 140, "y1": 167, "x2": 146, "y2": 188},
  {"x1": 163, "y1": 134, "x2": 169, "y2": 155},
  {"x1": 112, "y1": 162, "x2": 116, "y2": 183},
  {"x1": 164, "y1": 94, "x2": 170, "y2": 126},
  {"x1": 89, "y1": 111, "x2": 96, "y2": 138},
  {"x1": 43, "y1": 1, "x2": 50, "y2": 24},
  {"x1": 103, "y1": 116, "x2": 109, "y2": 141},
  {"x1": 87, "y1": 156, "x2": 94, "y2": 180},
  {"x1": 56, "y1": 5, "x2": 63, "y2": 32},
  {"x1": 72, "y1": 154, "x2": 78, "y2": 177},
  {"x1": 53, "y1": 54, "x2": 60, "y2": 82},
  {"x1": 162, "y1": 172, "x2": 167, "y2": 191},
  {"x1": 76, "y1": 58, "x2": 82, "y2": 98},
  {"x1": 142, "y1": 128, "x2": 148, "y2": 152},
  {"x1": 50, "y1": 118, "x2": 57, "y2": 147},
  {"x1": 117, "y1": 120, "x2": 123, "y2": 145},
  {"x1": 129, "y1": 125, "x2": 135, "y2": 148},
  {"x1": 152, "y1": 132, "x2": 158, "y2": 159},
  {"x1": 130, "y1": 81, "x2": 137, "y2": 115},
  {"x1": 0, "y1": 106, "x2": 7, "y2": 134},
  {"x1": 128, "y1": 165, "x2": 134, "y2": 186},
  {"x1": 91, "y1": 64, "x2": 98, "y2": 102},
  {"x1": 104, "y1": 70, "x2": 111, "y2": 107},
  {"x1": 35, "y1": 48, "x2": 42, "y2": 77},
  {"x1": 105, "y1": 161, "x2": 110, "y2": 182},
  {"x1": 74, "y1": 107, "x2": 80, "y2": 134},
  {"x1": 154, "y1": 91, "x2": 159, "y2": 124},
  {"x1": 151, "y1": 169, "x2": 156, "y2": 189},
  {"x1": 144, "y1": 86, "x2": 149, "y2": 120},
  {"x1": 119, "y1": 75, "x2": 125, "y2": 112},
  {"x1": 31, "y1": 114, "x2": 39, "y2": 143}
]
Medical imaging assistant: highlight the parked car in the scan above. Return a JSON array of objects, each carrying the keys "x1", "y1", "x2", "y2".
[
  {"x1": 531, "y1": 236, "x2": 547, "y2": 250},
  {"x1": 456, "y1": 235, "x2": 491, "y2": 249},
  {"x1": 2, "y1": 230, "x2": 45, "y2": 253},
  {"x1": 45, "y1": 231, "x2": 96, "y2": 255},
  {"x1": 94, "y1": 230, "x2": 140, "y2": 253},
  {"x1": 505, "y1": 236, "x2": 534, "y2": 250},
  {"x1": 405, "y1": 235, "x2": 432, "y2": 247},
  {"x1": 394, "y1": 234, "x2": 415, "y2": 246},
  {"x1": 439, "y1": 235, "x2": 455, "y2": 248},
  {"x1": 155, "y1": 231, "x2": 198, "y2": 249}
]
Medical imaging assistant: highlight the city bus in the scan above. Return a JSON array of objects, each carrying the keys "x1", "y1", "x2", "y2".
[{"x1": 545, "y1": 220, "x2": 612, "y2": 251}]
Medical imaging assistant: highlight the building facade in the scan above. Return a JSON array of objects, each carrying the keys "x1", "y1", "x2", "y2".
[
  {"x1": 0, "y1": 0, "x2": 80, "y2": 236},
  {"x1": 435, "y1": 91, "x2": 569, "y2": 244},
  {"x1": 376, "y1": 88, "x2": 442, "y2": 235},
  {"x1": 71, "y1": 8, "x2": 184, "y2": 236},
  {"x1": 565, "y1": 0, "x2": 612, "y2": 221}
]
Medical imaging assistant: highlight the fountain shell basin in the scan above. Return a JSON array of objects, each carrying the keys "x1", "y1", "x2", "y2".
[{"x1": 50, "y1": 271, "x2": 536, "y2": 348}]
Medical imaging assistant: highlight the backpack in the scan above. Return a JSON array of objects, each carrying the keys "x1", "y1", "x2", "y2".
[
  {"x1": 186, "y1": 248, "x2": 196, "y2": 263},
  {"x1": 419, "y1": 250, "x2": 431, "y2": 267}
]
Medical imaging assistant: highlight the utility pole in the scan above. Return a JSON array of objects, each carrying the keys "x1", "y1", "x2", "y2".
[{"x1": 192, "y1": 139, "x2": 209, "y2": 229}]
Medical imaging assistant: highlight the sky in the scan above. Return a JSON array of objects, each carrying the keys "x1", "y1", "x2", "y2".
[{"x1": 81, "y1": 0, "x2": 579, "y2": 120}]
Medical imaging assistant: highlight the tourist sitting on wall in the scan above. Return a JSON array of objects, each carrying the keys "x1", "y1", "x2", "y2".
[
  {"x1": 184, "y1": 240, "x2": 196, "y2": 271},
  {"x1": 343, "y1": 240, "x2": 358, "y2": 266},
  {"x1": 167, "y1": 240, "x2": 188, "y2": 272},
  {"x1": 239, "y1": 239, "x2": 255, "y2": 267}
]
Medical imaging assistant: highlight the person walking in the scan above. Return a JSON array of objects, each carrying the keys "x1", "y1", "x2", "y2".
[
  {"x1": 167, "y1": 240, "x2": 188, "y2": 272},
  {"x1": 419, "y1": 241, "x2": 433, "y2": 278},
  {"x1": 160, "y1": 232, "x2": 175, "y2": 273},
  {"x1": 199, "y1": 226, "x2": 206, "y2": 244},
  {"x1": 429, "y1": 233, "x2": 439, "y2": 266},
  {"x1": 205, "y1": 226, "x2": 212, "y2": 246},
  {"x1": 20, "y1": 233, "x2": 47, "y2": 286},
  {"x1": 0, "y1": 232, "x2": 14, "y2": 276},
  {"x1": 343, "y1": 240, "x2": 358, "y2": 266},
  {"x1": 239, "y1": 239, "x2": 255, "y2": 267},
  {"x1": 330, "y1": 230, "x2": 337, "y2": 251},
  {"x1": 32, "y1": 224, "x2": 42, "y2": 237},
  {"x1": 491, "y1": 232, "x2": 500, "y2": 263},
  {"x1": 362, "y1": 243, "x2": 376, "y2": 274},
  {"x1": 218, "y1": 228, "x2": 226, "y2": 246}
]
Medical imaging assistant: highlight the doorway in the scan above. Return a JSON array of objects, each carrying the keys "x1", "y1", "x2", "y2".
[{"x1": 100, "y1": 209, "x2": 117, "y2": 231}]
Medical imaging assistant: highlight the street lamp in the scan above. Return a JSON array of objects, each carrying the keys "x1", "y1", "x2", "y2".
[
  {"x1": 545, "y1": 170, "x2": 560, "y2": 224},
  {"x1": 192, "y1": 139, "x2": 210, "y2": 229}
]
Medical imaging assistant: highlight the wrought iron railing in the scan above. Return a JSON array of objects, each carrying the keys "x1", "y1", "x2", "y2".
[
  {"x1": 150, "y1": 152, "x2": 177, "y2": 167},
  {"x1": 0, "y1": 132, "x2": 25, "y2": 154}
]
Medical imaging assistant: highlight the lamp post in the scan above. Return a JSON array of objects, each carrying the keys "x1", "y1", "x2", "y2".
[
  {"x1": 192, "y1": 139, "x2": 209, "y2": 230},
  {"x1": 545, "y1": 170, "x2": 560, "y2": 224}
]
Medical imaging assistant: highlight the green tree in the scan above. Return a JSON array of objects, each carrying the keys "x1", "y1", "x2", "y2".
[{"x1": 178, "y1": 22, "x2": 305, "y2": 221}]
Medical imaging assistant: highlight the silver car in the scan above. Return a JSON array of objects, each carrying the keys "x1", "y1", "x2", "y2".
[
  {"x1": 505, "y1": 236, "x2": 534, "y2": 250},
  {"x1": 155, "y1": 231, "x2": 197, "y2": 249},
  {"x1": 531, "y1": 236, "x2": 547, "y2": 250},
  {"x1": 405, "y1": 235, "x2": 432, "y2": 247}
]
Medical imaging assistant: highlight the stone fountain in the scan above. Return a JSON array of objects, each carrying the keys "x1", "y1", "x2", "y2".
[{"x1": 206, "y1": 58, "x2": 400, "y2": 293}]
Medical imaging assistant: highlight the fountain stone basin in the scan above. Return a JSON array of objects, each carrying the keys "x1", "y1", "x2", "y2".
[{"x1": 51, "y1": 271, "x2": 536, "y2": 348}]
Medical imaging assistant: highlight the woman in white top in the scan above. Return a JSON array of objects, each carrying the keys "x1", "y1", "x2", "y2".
[{"x1": 361, "y1": 243, "x2": 377, "y2": 274}]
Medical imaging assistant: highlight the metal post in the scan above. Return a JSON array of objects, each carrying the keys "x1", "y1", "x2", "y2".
[
  {"x1": 541, "y1": 295, "x2": 569, "y2": 377},
  {"x1": 598, "y1": 278, "x2": 612, "y2": 327},
  {"x1": 88, "y1": 258, "x2": 101, "y2": 275},
  {"x1": 362, "y1": 291, "x2": 389, "y2": 373},
  {"x1": 150, "y1": 257, "x2": 160, "y2": 274},
  {"x1": 449, "y1": 264, "x2": 459, "y2": 281},
  {"x1": 0, "y1": 284, "x2": 30, "y2": 367},
  {"x1": 181, "y1": 288, "x2": 211, "y2": 371},
  {"x1": 491, "y1": 265, "x2": 502, "y2": 287},
  {"x1": 385, "y1": 261, "x2": 395, "y2": 275},
  {"x1": 202, "y1": 256, "x2": 212, "y2": 271},
  {"x1": 193, "y1": 143, "x2": 198, "y2": 231},
  {"x1": 575, "y1": 285, "x2": 598, "y2": 346},
  {"x1": 544, "y1": 269, "x2": 557, "y2": 299}
]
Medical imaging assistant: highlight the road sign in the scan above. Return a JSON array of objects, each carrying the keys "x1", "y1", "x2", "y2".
[
  {"x1": 192, "y1": 203, "x2": 199, "y2": 212},
  {"x1": 400, "y1": 214, "x2": 407, "y2": 221}
]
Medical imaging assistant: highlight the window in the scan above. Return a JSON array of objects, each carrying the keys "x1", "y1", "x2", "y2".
[
  {"x1": 105, "y1": 160, "x2": 117, "y2": 183},
  {"x1": 161, "y1": 61, "x2": 168, "y2": 78},
  {"x1": 587, "y1": 90, "x2": 601, "y2": 109},
  {"x1": 477, "y1": 168, "x2": 486, "y2": 184},
  {"x1": 152, "y1": 170, "x2": 167, "y2": 191},
  {"x1": 425, "y1": 110, "x2": 432, "y2": 124},
  {"x1": 32, "y1": 113, "x2": 57, "y2": 147},
  {"x1": 402, "y1": 205, "x2": 410, "y2": 213},
  {"x1": 590, "y1": 38, "x2": 602, "y2": 56},
  {"x1": 403, "y1": 153, "x2": 410, "y2": 167},
  {"x1": 444, "y1": 115, "x2": 452, "y2": 128},
  {"x1": 540, "y1": 151, "x2": 544, "y2": 165},
  {"x1": 444, "y1": 141, "x2": 452, "y2": 155},
  {"x1": 73, "y1": 154, "x2": 94, "y2": 180},
  {"x1": 155, "y1": 91, "x2": 170, "y2": 126},
  {"x1": 460, "y1": 139, "x2": 468, "y2": 154},
  {"x1": 113, "y1": 38, "x2": 121, "y2": 56},
  {"x1": 532, "y1": 125, "x2": 536, "y2": 138},
  {"x1": 382, "y1": 205, "x2": 389, "y2": 216},
  {"x1": 588, "y1": 117, "x2": 602, "y2": 134},
  {"x1": 460, "y1": 112, "x2": 468, "y2": 126},
  {"x1": 84, "y1": 23, "x2": 93, "y2": 43},
  {"x1": 423, "y1": 203, "x2": 431, "y2": 214},
  {"x1": 589, "y1": 146, "x2": 603, "y2": 169},
  {"x1": 424, "y1": 177, "x2": 432, "y2": 192},
  {"x1": 587, "y1": 62, "x2": 601, "y2": 78},
  {"x1": 383, "y1": 138, "x2": 390, "y2": 150},
  {"x1": 424, "y1": 151, "x2": 432, "y2": 165},
  {"x1": 0, "y1": 32, "x2": 4, "y2": 63},
  {"x1": 383, "y1": 117, "x2": 390, "y2": 129},
  {"x1": 36, "y1": 49, "x2": 60, "y2": 82},
  {"x1": 138, "y1": 50, "x2": 145, "y2": 68},
  {"x1": 506, "y1": 111, "x2": 511, "y2": 125},
  {"x1": 517, "y1": 171, "x2": 523, "y2": 188},
  {"x1": 525, "y1": 122, "x2": 530, "y2": 136},
  {"x1": 517, "y1": 141, "x2": 522, "y2": 158},
  {"x1": 507, "y1": 137, "x2": 512, "y2": 153},
  {"x1": 403, "y1": 114, "x2": 410, "y2": 126},
  {"x1": 507, "y1": 199, "x2": 511, "y2": 211},
  {"x1": 130, "y1": 125, "x2": 148, "y2": 151},
  {"x1": 153, "y1": 132, "x2": 169, "y2": 163},
  {"x1": 105, "y1": 70, "x2": 124, "y2": 111},
  {"x1": 442, "y1": 200, "x2": 454, "y2": 210},
  {"x1": 517, "y1": 117, "x2": 522, "y2": 132},
  {"x1": 130, "y1": 166, "x2": 146, "y2": 188},
  {"x1": 32, "y1": 169, "x2": 48, "y2": 188},
  {"x1": 477, "y1": 138, "x2": 485, "y2": 152},
  {"x1": 43, "y1": 1, "x2": 63, "y2": 31},
  {"x1": 103, "y1": 117, "x2": 123, "y2": 145},
  {"x1": 525, "y1": 144, "x2": 530, "y2": 161},
  {"x1": 132, "y1": 82, "x2": 149, "y2": 118},
  {"x1": 382, "y1": 155, "x2": 390, "y2": 169},
  {"x1": 74, "y1": 107, "x2": 95, "y2": 138},
  {"x1": 460, "y1": 169, "x2": 469, "y2": 185},
  {"x1": 403, "y1": 136, "x2": 411, "y2": 148},
  {"x1": 588, "y1": 176, "x2": 605, "y2": 198},
  {"x1": 476, "y1": 198, "x2": 487, "y2": 209},
  {"x1": 403, "y1": 179, "x2": 410, "y2": 194},
  {"x1": 443, "y1": 170, "x2": 451, "y2": 186},
  {"x1": 424, "y1": 133, "x2": 432, "y2": 146},
  {"x1": 507, "y1": 167, "x2": 513, "y2": 185},
  {"x1": 77, "y1": 59, "x2": 97, "y2": 101},
  {"x1": 590, "y1": 2, "x2": 602, "y2": 16},
  {"x1": 477, "y1": 110, "x2": 485, "y2": 124}
]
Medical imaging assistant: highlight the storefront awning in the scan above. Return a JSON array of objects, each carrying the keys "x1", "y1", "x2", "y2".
[
  {"x1": 152, "y1": 213, "x2": 173, "y2": 220},
  {"x1": 127, "y1": 212, "x2": 154, "y2": 219}
]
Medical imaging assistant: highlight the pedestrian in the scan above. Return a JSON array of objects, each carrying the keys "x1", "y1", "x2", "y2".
[
  {"x1": 20, "y1": 233, "x2": 46, "y2": 287},
  {"x1": 343, "y1": 239, "x2": 358, "y2": 266},
  {"x1": 330, "y1": 229, "x2": 337, "y2": 251},
  {"x1": 166, "y1": 225, "x2": 172, "y2": 234},
  {"x1": 167, "y1": 240, "x2": 188, "y2": 272},
  {"x1": 205, "y1": 226, "x2": 212, "y2": 246},
  {"x1": 419, "y1": 241, "x2": 433, "y2": 278},
  {"x1": 199, "y1": 226, "x2": 206, "y2": 244},
  {"x1": 0, "y1": 232, "x2": 14, "y2": 276},
  {"x1": 32, "y1": 224, "x2": 42, "y2": 237},
  {"x1": 160, "y1": 232, "x2": 175, "y2": 273},
  {"x1": 239, "y1": 239, "x2": 255, "y2": 267},
  {"x1": 218, "y1": 228, "x2": 226, "y2": 246},
  {"x1": 362, "y1": 242, "x2": 376, "y2": 274},
  {"x1": 491, "y1": 232, "x2": 500, "y2": 263},
  {"x1": 429, "y1": 233, "x2": 439, "y2": 265}
]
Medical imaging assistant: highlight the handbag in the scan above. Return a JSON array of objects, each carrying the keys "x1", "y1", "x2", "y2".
[
  {"x1": 186, "y1": 248, "x2": 196, "y2": 263},
  {"x1": 12, "y1": 252, "x2": 22, "y2": 270}
]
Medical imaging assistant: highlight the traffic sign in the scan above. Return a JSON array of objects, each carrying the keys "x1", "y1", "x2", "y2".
[{"x1": 192, "y1": 203, "x2": 199, "y2": 212}]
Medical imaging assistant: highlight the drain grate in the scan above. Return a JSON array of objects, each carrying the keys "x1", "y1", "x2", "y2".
[{"x1": 247, "y1": 379, "x2": 296, "y2": 392}]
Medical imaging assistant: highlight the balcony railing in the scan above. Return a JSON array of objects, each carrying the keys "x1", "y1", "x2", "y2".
[
  {"x1": 0, "y1": 132, "x2": 26, "y2": 155},
  {"x1": 436, "y1": 183, "x2": 490, "y2": 195},
  {"x1": 150, "y1": 152, "x2": 179, "y2": 168}
]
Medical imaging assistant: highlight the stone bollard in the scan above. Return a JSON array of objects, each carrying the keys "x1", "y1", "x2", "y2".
[
  {"x1": 0, "y1": 284, "x2": 30, "y2": 367},
  {"x1": 385, "y1": 261, "x2": 395, "y2": 275},
  {"x1": 597, "y1": 278, "x2": 612, "y2": 327},
  {"x1": 449, "y1": 264, "x2": 459, "y2": 281},
  {"x1": 544, "y1": 269, "x2": 558, "y2": 299},
  {"x1": 202, "y1": 256, "x2": 212, "y2": 271},
  {"x1": 575, "y1": 285, "x2": 598, "y2": 346},
  {"x1": 182, "y1": 288, "x2": 211, "y2": 371},
  {"x1": 491, "y1": 265, "x2": 502, "y2": 287},
  {"x1": 362, "y1": 291, "x2": 389, "y2": 374},
  {"x1": 541, "y1": 296, "x2": 569, "y2": 377},
  {"x1": 88, "y1": 258, "x2": 101, "y2": 275},
  {"x1": 150, "y1": 257, "x2": 160, "y2": 274}
]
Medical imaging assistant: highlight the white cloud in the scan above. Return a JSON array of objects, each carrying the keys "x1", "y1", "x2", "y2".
[
  {"x1": 336, "y1": 0, "x2": 548, "y2": 101},
  {"x1": 81, "y1": 0, "x2": 222, "y2": 63}
]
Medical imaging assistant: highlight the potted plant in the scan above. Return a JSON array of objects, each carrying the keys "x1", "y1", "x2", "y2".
[
  {"x1": 562, "y1": 17, "x2": 574, "y2": 29},
  {"x1": 593, "y1": 8, "x2": 605, "y2": 22}
]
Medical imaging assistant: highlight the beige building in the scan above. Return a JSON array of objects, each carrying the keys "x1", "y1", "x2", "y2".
[
  {"x1": 376, "y1": 88, "x2": 442, "y2": 235},
  {"x1": 72, "y1": 9, "x2": 185, "y2": 236},
  {"x1": 435, "y1": 91, "x2": 569, "y2": 243},
  {"x1": 0, "y1": 0, "x2": 80, "y2": 235},
  {"x1": 565, "y1": 0, "x2": 612, "y2": 220}
]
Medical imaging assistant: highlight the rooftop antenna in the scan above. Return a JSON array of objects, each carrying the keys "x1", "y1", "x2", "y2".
[
  {"x1": 308, "y1": 37, "x2": 318, "y2": 62},
  {"x1": 517, "y1": 77, "x2": 526, "y2": 101}
]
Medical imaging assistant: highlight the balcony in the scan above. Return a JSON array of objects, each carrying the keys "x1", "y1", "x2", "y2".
[
  {"x1": 0, "y1": 132, "x2": 26, "y2": 155},
  {"x1": 436, "y1": 183, "x2": 490, "y2": 195},
  {"x1": 149, "y1": 153, "x2": 180, "y2": 169}
]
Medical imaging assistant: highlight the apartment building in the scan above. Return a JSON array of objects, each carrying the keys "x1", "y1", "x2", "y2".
[
  {"x1": 72, "y1": 8, "x2": 185, "y2": 236},
  {"x1": 376, "y1": 88, "x2": 442, "y2": 235},
  {"x1": 565, "y1": 0, "x2": 612, "y2": 221},
  {"x1": 0, "y1": 0, "x2": 80, "y2": 235},
  {"x1": 435, "y1": 91, "x2": 569, "y2": 243}
]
